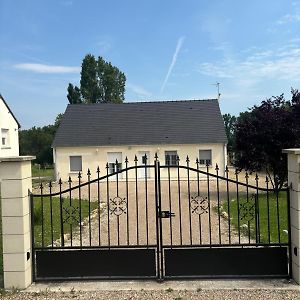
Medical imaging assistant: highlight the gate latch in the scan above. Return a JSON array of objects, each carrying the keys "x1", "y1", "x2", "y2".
[{"x1": 159, "y1": 211, "x2": 175, "y2": 218}]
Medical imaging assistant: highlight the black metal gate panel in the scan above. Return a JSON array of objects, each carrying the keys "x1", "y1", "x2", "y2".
[{"x1": 31, "y1": 155, "x2": 291, "y2": 281}]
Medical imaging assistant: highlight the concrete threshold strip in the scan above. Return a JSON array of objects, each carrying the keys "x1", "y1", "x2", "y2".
[{"x1": 25, "y1": 279, "x2": 300, "y2": 293}]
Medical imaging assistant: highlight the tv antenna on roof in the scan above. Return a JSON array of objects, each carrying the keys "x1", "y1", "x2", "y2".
[{"x1": 210, "y1": 82, "x2": 221, "y2": 101}]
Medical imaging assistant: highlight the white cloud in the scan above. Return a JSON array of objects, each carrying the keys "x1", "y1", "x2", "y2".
[
  {"x1": 127, "y1": 83, "x2": 152, "y2": 98},
  {"x1": 160, "y1": 36, "x2": 185, "y2": 93},
  {"x1": 14, "y1": 63, "x2": 80, "y2": 74},
  {"x1": 277, "y1": 13, "x2": 300, "y2": 24},
  {"x1": 198, "y1": 45, "x2": 300, "y2": 83}
]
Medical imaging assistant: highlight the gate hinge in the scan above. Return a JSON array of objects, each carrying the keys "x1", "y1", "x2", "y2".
[{"x1": 159, "y1": 211, "x2": 175, "y2": 218}]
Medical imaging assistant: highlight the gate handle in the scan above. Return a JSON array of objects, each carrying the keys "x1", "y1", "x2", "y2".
[{"x1": 159, "y1": 211, "x2": 175, "y2": 218}]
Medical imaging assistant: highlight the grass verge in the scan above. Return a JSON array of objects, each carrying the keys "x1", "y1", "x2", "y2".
[
  {"x1": 219, "y1": 191, "x2": 288, "y2": 244},
  {"x1": 33, "y1": 197, "x2": 98, "y2": 247},
  {"x1": 32, "y1": 165, "x2": 54, "y2": 178}
]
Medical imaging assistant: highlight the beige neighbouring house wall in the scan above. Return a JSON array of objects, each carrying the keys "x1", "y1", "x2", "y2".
[
  {"x1": 53, "y1": 143, "x2": 227, "y2": 181},
  {"x1": 0, "y1": 98, "x2": 19, "y2": 157}
]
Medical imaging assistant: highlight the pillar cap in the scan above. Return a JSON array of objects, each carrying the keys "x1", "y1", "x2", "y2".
[
  {"x1": 0, "y1": 156, "x2": 36, "y2": 163},
  {"x1": 282, "y1": 149, "x2": 300, "y2": 155}
]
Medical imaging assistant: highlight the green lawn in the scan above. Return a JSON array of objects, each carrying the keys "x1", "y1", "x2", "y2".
[
  {"x1": 219, "y1": 191, "x2": 289, "y2": 244},
  {"x1": 33, "y1": 197, "x2": 98, "y2": 247},
  {"x1": 31, "y1": 165, "x2": 54, "y2": 178}
]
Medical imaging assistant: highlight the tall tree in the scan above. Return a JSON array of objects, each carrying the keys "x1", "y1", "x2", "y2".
[
  {"x1": 223, "y1": 113, "x2": 237, "y2": 162},
  {"x1": 234, "y1": 91, "x2": 300, "y2": 189},
  {"x1": 67, "y1": 54, "x2": 126, "y2": 104},
  {"x1": 67, "y1": 84, "x2": 81, "y2": 104}
]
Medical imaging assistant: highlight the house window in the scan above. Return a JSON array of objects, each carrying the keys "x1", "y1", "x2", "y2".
[
  {"x1": 107, "y1": 152, "x2": 122, "y2": 174},
  {"x1": 199, "y1": 150, "x2": 212, "y2": 166},
  {"x1": 1, "y1": 129, "x2": 9, "y2": 147},
  {"x1": 165, "y1": 151, "x2": 178, "y2": 166},
  {"x1": 69, "y1": 156, "x2": 82, "y2": 172}
]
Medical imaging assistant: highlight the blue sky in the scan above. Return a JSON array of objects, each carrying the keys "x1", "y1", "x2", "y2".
[{"x1": 1, "y1": 0, "x2": 300, "y2": 128}]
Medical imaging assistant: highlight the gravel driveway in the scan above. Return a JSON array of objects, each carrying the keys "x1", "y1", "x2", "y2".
[{"x1": 1, "y1": 289, "x2": 300, "y2": 300}]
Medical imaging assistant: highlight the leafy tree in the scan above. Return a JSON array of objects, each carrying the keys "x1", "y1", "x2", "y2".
[
  {"x1": 234, "y1": 91, "x2": 300, "y2": 189},
  {"x1": 54, "y1": 113, "x2": 64, "y2": 127},
  {"x1": 223, "y1": 113, "x2": 237, "y2": 163},
  {"x1": 67, "y1": 54, "x2": 126, "y2": 104},
  {"x1": 67, "y1": 84, "x2": 81, "y2": 104},
  {"x1": 19, "y1": 114, "x2": 63, "y2": 166}
]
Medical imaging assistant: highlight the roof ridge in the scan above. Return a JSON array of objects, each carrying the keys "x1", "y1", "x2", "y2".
[{"x1": 67, "y1": 99, "x2": 218, "y2": 106}]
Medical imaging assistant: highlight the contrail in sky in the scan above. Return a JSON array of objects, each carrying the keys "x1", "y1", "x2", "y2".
[{"x1": 160, "y1": 36, "x2": 185, "y2": 93}]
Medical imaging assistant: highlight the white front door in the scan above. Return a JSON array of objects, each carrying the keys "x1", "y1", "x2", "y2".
[{"x1": 138, "y1": 151, "x2": 150, "y2": 178}]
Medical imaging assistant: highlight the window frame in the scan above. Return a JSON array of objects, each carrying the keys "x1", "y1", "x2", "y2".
[
  {"x1": 165, "y1": 150, "x2": 178, "y2": 166},
  {"x1": 107, "y1": 152, "x2": 123, "y2": 174},
  {"x1": 1, "y1": 128, "x2": 10, "y2": 148},
  {"x1": 69, "y1": 155, "x2": 83, "y2": 172},
  {"x1": 199, "y1": 149, "x2": 212, "y2": 166}
]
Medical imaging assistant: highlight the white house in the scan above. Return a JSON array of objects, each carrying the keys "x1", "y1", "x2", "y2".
[
  {"x1": 52, "y1": 99, "x2": 228, "y2": 180},
  {"x1": 0, "y1": 94, "x2": 20, "y2": 157}
]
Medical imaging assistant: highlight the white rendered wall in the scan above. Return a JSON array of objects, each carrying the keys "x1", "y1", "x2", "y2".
[
  {"x1": 53, "y1": 143, "x2": 227, "y2": 181},
  {"x1": 0, "y1": 99, "x2": 19, "y2": 157}
]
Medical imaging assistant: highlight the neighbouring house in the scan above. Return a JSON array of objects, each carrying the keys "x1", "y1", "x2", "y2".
[
  {"x1": 52, "y1": 99, "x2": 227, "y2": 180},
  {"x1": 0, "y1": 94, "x2": 20, "y2": 157}
]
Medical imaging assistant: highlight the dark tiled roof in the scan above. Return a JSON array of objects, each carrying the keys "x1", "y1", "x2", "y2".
[
  {"x1": 0, "y1": 94, "x2": 21, "y2": 128},
  {"x1": 52, "y1": 99, "x2": 227, "y2": 147}
]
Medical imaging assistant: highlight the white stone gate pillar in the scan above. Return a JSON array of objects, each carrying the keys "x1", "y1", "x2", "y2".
[
  {"x1": 283, "y1": 149, "x2": 300, "y2": 284},
  {"x1": 0, "y1": 156, "x2": 35, "y2": 289}
]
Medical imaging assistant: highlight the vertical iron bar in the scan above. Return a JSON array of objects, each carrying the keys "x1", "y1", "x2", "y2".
[
  {"x1": 116, "y1": 159, "x2": 119, "y2": 197},
  {"x1": 157, "y1": 160, "x2": 164, "y2": 279},
  {"x1": 255, "y1": 174, "x2": 260, "y2": 244},
  {"x1": 145, "y1": 154, "x2": 149, "y2": 247},
  {"x1": 116, "y1": 159, "x2": 120, "y2": 246},
  {"x1": 167, "y1": 163, "x2": 173, "y2": 247},
  {"x1": 68, "y1": 176, "x2": 72, "y2": 247},
  {"x1": 246, "y1": 172, "x2": 250, "y2": 244},
  {"x1": 87, "y1": 169, "x2": 92, "y2": 246},
  {"x1": 106, "y1": 163, "x2": 110, "y2": 248},
  {"x1": 177, "y1": 156, "x2": 183, "y2": 245},
  {"x1": 125, "y1": 157, "x2": 129, "y2": 245},
  {"x1": 266, "y1": 177, "x2": 271, "y2": 244},
  {"x1": 59, "y1": 179, "x2": 64, "y2": 247},
  {"x1": 216, "y1": 165, "x2": 221, "y2": 244},
  {"x1": 236, "y1": 171, "x2": 241, "y2": 244},
  {"x1": 154, "y1": 156, "x2": 161, "y2": 280},
  {"x1": 97, "y1": 167, "x2": 101, "y2": 246},
  {"x1": 206, "y1": 164, "x2": 212, "y2": 245},
  {"x1": 276, "y1": 187, "x2": 281, "y2": 244},
  {"x1": 49, "y1": 182, "x2": 54, "y2": 247},
  {"x1": 134, "y1": 156, "x2": 139, "y2": 245},
  {"x1": 40, "y1": 183, "x2": 44, "y2": 248},
  {"x1": 78, "y1": 172, "x2": 82, "y2": 248},
  {"x1": 186, "y1": 156, "x2": 193, "y2": 245},
  {"x1": 196, "y1": 159, "x2": 202, "y2": 245},
  {"x1": 225, "y1": 166, "x2": 231, "y2": 244}
]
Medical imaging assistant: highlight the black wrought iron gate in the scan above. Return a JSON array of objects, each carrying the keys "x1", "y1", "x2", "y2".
[{"x1": 31, "y1": 156, "x2": 291, "y2": 281}]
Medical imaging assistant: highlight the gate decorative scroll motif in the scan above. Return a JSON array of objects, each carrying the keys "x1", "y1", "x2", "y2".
[
  {"x1": 31, "y1": 155, "x2": 291, "y2": 281},
  {"x1": 190, "y1": 195, "x2": 208, "y2": 215},
  {"x1": 110, "y1": 197, "x2": 127, "y2": 216}
]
